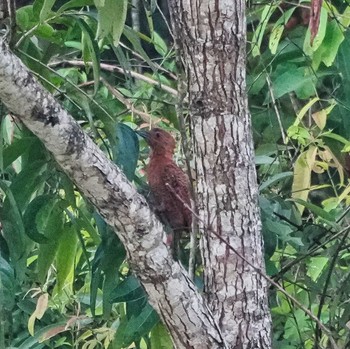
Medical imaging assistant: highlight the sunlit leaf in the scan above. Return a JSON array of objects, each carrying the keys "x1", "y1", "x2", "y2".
[
  {"x1": 39, "y1": 0, "x2": 55, "y2": 22},
  {"x1": 292, "y1": 147, "x2": 317, "y2": 214},
  {"x1": 95, "y1": 0, "x2": 128, "y2": 46}
]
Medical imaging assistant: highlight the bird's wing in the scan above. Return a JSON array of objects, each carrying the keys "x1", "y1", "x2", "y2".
[{"x1": 162, "y1": 163, "x2": 191, "y2": 206}]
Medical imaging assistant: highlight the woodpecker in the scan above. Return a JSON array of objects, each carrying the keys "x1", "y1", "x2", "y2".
[{"x1": 137, "y1": 128, "x2": 192, "y2": 258}]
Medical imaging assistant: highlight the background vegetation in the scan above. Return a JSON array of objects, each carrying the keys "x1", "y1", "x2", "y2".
[{"x1": 1, "y1": 0, "x2": 350, "y2": 348}]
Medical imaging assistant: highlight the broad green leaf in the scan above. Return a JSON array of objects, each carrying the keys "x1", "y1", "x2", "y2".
[
  {"x1": 39, "y1": 0, "x2": 56, "y2": 22},
  {"x1": 312, "y1": 109, "x2": 327, "y2": 130},
  {"x1": 23, "y1": 195, "x2": 53, "y2": 243},
  {"x1": 91, "y1": 228, "x2": 125, "y2": 316},
  {"x1": 90, "y1": 243, "x2": 104, "y2": 317},
  {"x1": 251, "y1": 4, "x2": 277, "y2": 57},
  {"x1": 259, "y1": 172, "x2": 293, "y2": 192},
  {"x1": 114, "y1": 124, "x2": 139, "y2": 181},
  {"x1": 153, "y1": 32, "x2": 168, "y2": 57},
  {"x1": 70, "y1": 16, "x2": 101, "y2": 95},
  {"x1": 57, "y1": 0, "x2": 94, "y2": 13},
  {"x1": 2, "y1": 137, "x2": 35, "y2": 170},
  {"x1": 322, "y1": 132, "x2": 349, "y2": 145},
  {"x1": 28, "y1": 293, "x2": 49, "y2": 336},
  {"x1": 307, "y1": 257, "x2": 328, "y2": 282},
  {"x1": 313, "y1": 20, "x2": 344, "y2": 68},
  {"x1": 339, "y1": 6, "x2": 350, "y2": 28},
  {"x1": 150, "y1": 322, "x2": 173, "y2": 349},
  {"x1": 264, "y1": 218, "x2": 302, "y2": 246},
  {"x1": 95, "y1": 0, "x2": 128, "y2": 46},
  {"x1": 292, "y1": 147, "x2": 317, "y2": 214},
  {"x1": 304, "y1": 7, "x2": 328, "y2": 55},
  {"x1": 110, "y1": 276, "x2": 145, "y2": 303},
  {"x1": 8, "y1": 160, "x2": 47, "y2": 212},
  {"x1": 34, "y1": 23, "x2": 55, "y2": 39},
  {"x1": 17, "y1": 322, "x2": 67, "y2": 349},
  {"x1": 255, "y1": 155, "x2": 279, "y2": 165},
  {"x1": 123, "y1": 26, "x2": 155, "y2": 71},
  {"x1": 36, "y1": 200, "x2": 66, "y2": 283},
  {"x1": 0, "y1": 256, "x2": 15, "y2": 311},
  {"x1": 55, "y1": 225, "x2": 78, "y2": 294},
  {"x1": 16, "y1": 5, "x2": 32, "y2": 31},
  {"x1": 115, "y1": 303, "x2": 159, "y2": 347},
  {"x1": 0, "y1": 181, "x2": 28, "y2": 277},
  {"x1": 270, "y1": 67, "x2": 316, "y2": 102},
  {"x1": 322, "y1": 197, "x2": 339, "y2": 212},
  {"x1": 293, "y1": 97, "x2": 319, "y2": 127},
  {"x1": 291, "y1": 198, "x2": 336, "y2": 222},
  {"x1": 269, "y1": 7, "x2": 296, "y2": 54}
]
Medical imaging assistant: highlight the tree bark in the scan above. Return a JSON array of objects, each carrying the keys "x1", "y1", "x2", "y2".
[
  {"x1": 0, "y1": 40, "x2": 226, "y2": 349},
  {"x1": 168, "y1": 0, "x2": 272, "y2": 348}
]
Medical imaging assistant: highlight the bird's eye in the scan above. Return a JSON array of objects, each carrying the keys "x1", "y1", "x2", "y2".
[{"x1": 156, "y1": 132, "x2": 160, "y2": 138}]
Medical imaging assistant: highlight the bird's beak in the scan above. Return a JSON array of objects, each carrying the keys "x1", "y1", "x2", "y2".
[{"x1": 136, "y1": 130, "x2": 150, "y2": 143}]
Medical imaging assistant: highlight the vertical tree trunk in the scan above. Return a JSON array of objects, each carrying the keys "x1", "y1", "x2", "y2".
[{"x1": 168, "y1": 1, "x2": 272, "y2": 348}]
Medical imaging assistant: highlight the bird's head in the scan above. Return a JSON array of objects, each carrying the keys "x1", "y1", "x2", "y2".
[{"x1": 137, "y1": 128, "x2": 176, "y2": 156}]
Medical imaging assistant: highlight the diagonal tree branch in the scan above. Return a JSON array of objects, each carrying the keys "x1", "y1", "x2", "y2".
[{"x1": 0, "y1": 40, "x2": 226, "y2": 349}]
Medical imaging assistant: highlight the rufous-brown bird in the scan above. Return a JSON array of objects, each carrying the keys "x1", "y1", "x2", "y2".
[{"x1": 137, "y1": 128, "x2": 192, "y2": 258}]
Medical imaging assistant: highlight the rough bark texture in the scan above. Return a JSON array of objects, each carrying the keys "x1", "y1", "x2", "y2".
[
  {"x1": 0, "y1": 41, "x2": 226, "y2": 349},
  {"x1": 168, "y1": 0, "x2": 272, "y2": 348}
]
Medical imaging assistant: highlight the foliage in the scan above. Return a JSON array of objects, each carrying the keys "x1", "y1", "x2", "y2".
[
  {"x1": 0, "y1": 0, "x2": 174, "y2": 348},
  {"x1": 2, "y1": 0, "x2": 350, "y2": 348},
  {"x1": 248, "y1": 0, "x2": 350, "y2": 348}
]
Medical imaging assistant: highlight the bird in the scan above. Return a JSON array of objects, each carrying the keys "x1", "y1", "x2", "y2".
[{"x1": 137, "y1": 128, "x2": 192, "y2": 258}]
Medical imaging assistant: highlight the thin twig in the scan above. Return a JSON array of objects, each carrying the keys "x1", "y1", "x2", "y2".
[
  {"x1": 49, "y1": 60, "x2": 179, "y2": 97},
  {"x1": 119, "y1": 42, "x2": 177, "y2": 80}
]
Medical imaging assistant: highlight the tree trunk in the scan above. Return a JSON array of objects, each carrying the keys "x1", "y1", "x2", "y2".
[{"x1": 168, "y1": 0, "x2": 272, "y2": 348}]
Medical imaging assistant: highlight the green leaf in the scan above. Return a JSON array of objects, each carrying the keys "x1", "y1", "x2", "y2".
[
  {"x1": 2, "y1": 137, "x2": 35, "y2": 170},
  {"x1": 251, "y1": 4, "x2": 277, "y2": 57},
  {"x1": 36, "y1": 200, "x2": 66, "y2": 283},
  {"x1": 34, "y1": 23, "x2": 55, "y2": 39},
  {"x1": 291, "y1": 147, "x2": 317, "y2": 214},
  {"x1": 57, "y1": 0, "x2": 94, "y2": 13},
  {"x1": 264, "y1": 218, "x2": 302, "y2": 246},
  {"x1": 17, "y1": 322, "x2": 68, "y2": 349},
  {"x1": 110, "y1": 276, "x2": 145, "y2": 303},
  {"x1": 95, "y1": 0, "x2": 128, "y2": 46},
  {"x1": 23, "y1": 195, "x2": 53, "y2": 243},
  {"x1": 70, "y1": 15, "x2": 101, "y2": 95},
  {"x1": 314, "y1": 20, "x2": 344, "y2": 68},
  {"x1": 55, "y1": 225, "x2": 78, "y2": 294},
  {"x1": 255, "y1": 155, "x2": 279, "y2": 165},
  {"x1": 90, "y1": 228, "x2": 125, "y2": 316},
  {"x1": 150, "y1": 322, "x2": 173, "y2": 349},
  {"x1": 322, "y1": 132, "x2": 349, "y2": 145},
  {"x1": 269, "y1": 7, "x2": 296, "y2": 54},
  {"x1": 153, "y1": 32, "x2": 168, "y2": 56},
  {"x1": 16, "y1": 5, "x2": 32, "y2": 30},
  {"x1": 8, "y1": 160, "x2": 47, "y2": 212},
  {"x1": 0, "y1": 256, "x2": 15, "y2": 311},
  {"x1": 291, "y1": 198, "x2": 336, "y2": 222},
  {"x1": 259, "y1": 172, "x2": 293, "y2": 192},
  {"x1": 115, "y1": 303, "x2": 159, "y2": 347},
  {"x1": 303, "y1": 7, "x2": 328, "y2": 55},
  {"x1": 39, "y1": 0, "x2": 56, "y2": 22},
  {"x1": 307, "y1": 257, "x2": 328, "y2": 282},
  {"x1": 114, "y1": 124, "x2": 139, "y2": 181},
  {"x1": 0, "y1": 181, "x2": 27, "y2": 276},
  {"x1": 123, "y1": 26, "x2": 155, "y2": 71},
  {"x1": 269, "y1": 66, "x2": 316, "y2": 102}
]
